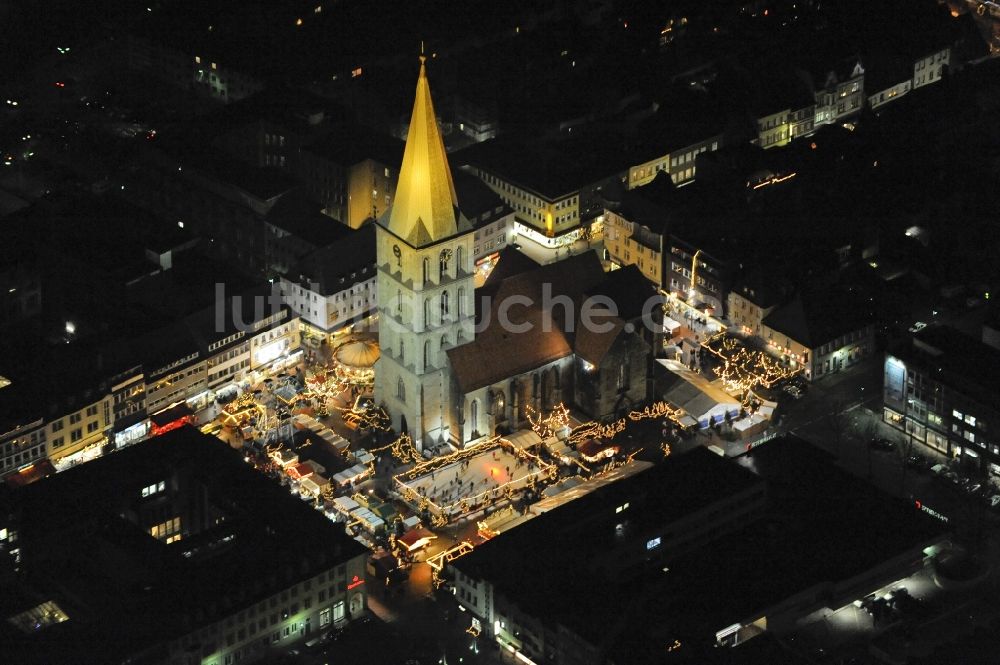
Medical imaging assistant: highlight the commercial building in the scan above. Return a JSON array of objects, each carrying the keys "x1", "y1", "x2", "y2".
[
  {"x1": 453, "y1": 94, "x2": 499, "y2": 143},
  {"x1": 0, "y1": 379, "x2": 46, "y2": 479},
  {"x1": 727, "y1": 282, "x2": 784, "y2": 339},
  {"x1": 0, "y1": 426, "x2": 368, "y2": 665},
  {"x1": 280, "y1": 225, "x2": 378, "y2": 343},
  {"x1": 298, "y1": 125, "x2": 404, "y2": 230},
  {"x1": 143, "y1": 286, "x2": 301, "y2": 414},
  {"x1": 451, "y1": 439, "x2": 948, "y2": 664},
  {"x1": 127, "y1": 33, "x2": 265, "y2": 103},
  {"x1": 456, "y1": 138, "x2": 609, "y2": 250},
  {"x1": 883, "y1": 324, "x2": 1000, "y2": 476},
  {"x1": 456, "y1": 93, "x2": 726, "y2": 252},
  {"x1": 603, "y1": 174, "x2": 730, "y2": 312},
  {"x1": 760, "y1": 286, "x2": 877, "y2": 381},
  {"x1": 451, "y1": 170, "x2": 515, "y2": 273}
]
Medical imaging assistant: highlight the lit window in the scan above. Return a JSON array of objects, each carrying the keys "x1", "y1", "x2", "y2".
[
  {"x1": 194, "y1": 56, "x2": 201, "y2": 64},
  {"x1": 141, "y1": 481, "x2": 166, "y2": 497}
]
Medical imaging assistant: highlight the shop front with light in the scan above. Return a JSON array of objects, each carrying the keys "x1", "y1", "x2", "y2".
[
  {"x1": 255, "y1": 339, "x2": 289, "y2": 366},
  {"x1": 512, "y1": 221, "x2": 581, "y2": 248},
  {"x1": 475, "y1": 251, "x2": 501, "y2": 282},
  {"x1": 149, "y1": 402, "x2": 195, "y2": 437},
  {"x1": 250, "y1": 349, "x2": 304, "y2": 385},
  {"x1": 114, "y1": 419, "x2": 150, "y2": 449},
  {"x1": 300, "y1": 311, "x2": 379, "y2": 346},
  {"x1": 51, "y1": 436, "x2": 108, "y2": 471},
  {"x1": 185, "y1": 389, "x2": 212, "y2": 412}
]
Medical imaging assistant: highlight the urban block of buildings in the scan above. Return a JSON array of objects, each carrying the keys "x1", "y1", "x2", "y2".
[
  {"x1": 0, "y1": 426, "x2": 369, "y2": 665},
  {"x1": 451, "y1": 440, "x2": 948, "y2": 664}
]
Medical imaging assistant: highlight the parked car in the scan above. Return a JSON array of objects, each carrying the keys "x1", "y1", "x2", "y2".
[
  {"x1": 869, "y1": 437, "x2": 896, "y2": 452},
  {"x1": 930, "y1": 463, "x2": 947, "y2": 476},
  {"x1": 905, "y1": 454, "x2": 927, "y2": 469},
  {"x1": 783, "y1": 385, "x2": 803, "y2": 400},
  {"x1": 943, "y1": 470, "x2": 963, "y2": 485}
]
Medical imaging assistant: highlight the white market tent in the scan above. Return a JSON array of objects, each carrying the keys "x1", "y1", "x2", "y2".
[
  {"x1": 734, "y1": 413, "x2": 768, "y2": 433},
  {"x1": 353, "y1": 449, "x2": 375, "y2": 465},
  {"x1": 663, "y1": 317, "x2": 682, "y2": 333},
  {"x1": 333, "y1": 496, "x2": 360, "y2": 516},
  {"x1": 300, "y1": 474, "x2": 330, "y2": 497},
  {"x1": 350, "y1": 507, "x2": 385, "y2": 532},
  {"x1": 505, "y1": 430, "x2": 543, "y2": 450},
  {"x1": 546, "y1": 438, "x2": 572, "y2": 461},
  {"x1": 332, "y1": 464, "x2": 369, "y2": 487},
  {"x1": 318, "y1": 428, "x2": 350, "y2": 452},
  {"x1": 658, "y1": 359, "x2": 740, "y2": 429},
  {"x1": 305, "y1": 459, "x2": 327, "y2": 475}
]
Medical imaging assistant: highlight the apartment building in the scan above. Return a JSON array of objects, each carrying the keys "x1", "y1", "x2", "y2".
[
  {"x1": 280, "y1": 224, "x2": 376, "y2": 343},
  {"x1": 884, "y1": 325, "x2": 1000, "y2": 476}
]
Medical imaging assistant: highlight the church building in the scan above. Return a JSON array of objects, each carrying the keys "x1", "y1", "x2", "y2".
[{"x1": 375, "y1": 59, "x2": 651, "y2": 451}]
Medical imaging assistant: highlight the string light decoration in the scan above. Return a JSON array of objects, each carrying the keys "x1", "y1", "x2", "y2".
[
  {"x1": 568, "y1": 419, "x2": 626, "y2": 446},
  {"x1": 367, "y1": 432, "x2": 421, "y2": 464},
  {"x1": 700, "y1": 335, "x2": 801, "y2": 406},
  {"x1": 392, "y1": 436, "x2": 556, "y2": 524},
  {"x1": 627, "y1": 401, "x2": 686, "y2": 426},
  {"x1": 661, "y1": 442, "x2": 672, "y2": 459},
  {"x1": 427, "y1": 540, "x2": 475, "y2": 588},
  {"x1": 525, "y1": 403, "x2": 570, "y2": 439}
]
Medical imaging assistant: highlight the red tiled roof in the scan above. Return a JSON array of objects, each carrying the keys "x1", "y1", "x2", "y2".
[{"x1": 287, "y1": 462, "x2": 314, "y2": 480}]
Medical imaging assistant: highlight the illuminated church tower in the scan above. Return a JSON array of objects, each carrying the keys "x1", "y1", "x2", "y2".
[{"x1": 374, "y1": 56, "x2": 475, "y2": 450}]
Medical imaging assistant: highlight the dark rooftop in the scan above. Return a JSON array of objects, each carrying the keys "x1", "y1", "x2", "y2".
[
  {"x1": 0, "y1": 426, "x2": 367, "y2": 664},
  {"x1": 302, "y1": 123, "x2": 405, "y2": 169},
  {"x1": 294, "y1": 224, "x2": 377, "y2": 297},
  {"x1": 585, "y1": 264, "x2": 661, "y2": 323},
  {"x1": 613, "y1": 171, "x2": 676, "y2": 232},
  {"x1": 453, "y1": 169, "x2": 510, "y2": 225},
  {"x1": 265, "y1": 188, "x2": 354, "y2": 248},
  {"x1": 456, "y1": 447, "x2": 763, "y2": 621},
  {"x1": 456, "y1": 437, "x2": 945, "y2": 662},
  {"x1": 762, "y1": 283, "x2": 877, "y2": 348},
  {"x1": 894, "y1": 324, "x2": 1000, "y2": 401}
]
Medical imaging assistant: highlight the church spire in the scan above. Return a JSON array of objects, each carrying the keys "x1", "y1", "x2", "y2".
[{"x1": 386, "y1": 55, "x2": 459, "y2": 247}]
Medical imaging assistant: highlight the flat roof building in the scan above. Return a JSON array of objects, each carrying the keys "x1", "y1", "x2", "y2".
[
  {"x1": 0, "y1": 426, "x2": 369, "y2": 665},
  {"x1": 884, "y1": 324, "x2": 1000, "y2": 478},
  {"x1": 451, "y1": 439, "x2": 947, "y2": 664}
]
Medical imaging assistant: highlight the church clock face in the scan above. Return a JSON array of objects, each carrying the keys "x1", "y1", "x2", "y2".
[
  {"x1": 440, "y1": 248, "x2": 453, "y2": 261},
  {"x1": 392, "y1": 244, "x2": 401, "y2": 265}
]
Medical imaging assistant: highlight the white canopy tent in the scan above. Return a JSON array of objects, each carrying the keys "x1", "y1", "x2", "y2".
[{"x1": 658, "y1": 359, "x2": 740, "y2": 429}]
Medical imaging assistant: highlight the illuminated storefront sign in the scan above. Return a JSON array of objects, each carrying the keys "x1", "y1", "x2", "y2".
[
  {"x1": 255, "y1": 339, "x2": 288, "y2": 365},
  {"x1": 346, "y1": 575, "x2": 365, "y2": 590},
  {"x1": 914, "y1": 500, "x2": 949, "y2": 523}
]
